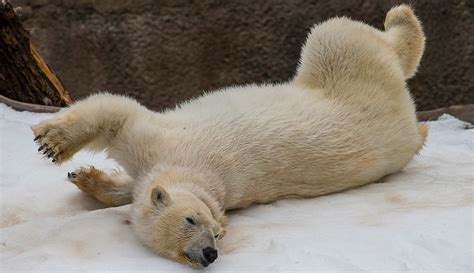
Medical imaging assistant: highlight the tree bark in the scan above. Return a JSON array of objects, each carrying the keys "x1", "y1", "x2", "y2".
[{"x1": 0, "y1": 1, "x2": 71, "y2": 106}]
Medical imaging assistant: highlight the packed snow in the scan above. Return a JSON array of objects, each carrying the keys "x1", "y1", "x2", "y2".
[{"x1": 0, "y1": 103, "x2": 472, "y2": 272}]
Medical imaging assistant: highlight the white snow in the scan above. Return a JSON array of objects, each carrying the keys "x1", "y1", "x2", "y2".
[{"x1": 0, "y1": 103, "x2": 472, "y2": 273}]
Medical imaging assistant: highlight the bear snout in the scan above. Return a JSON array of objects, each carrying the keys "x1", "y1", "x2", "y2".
[{"x1": 202, "y1": 247, "x2": 218, "y2": 266}]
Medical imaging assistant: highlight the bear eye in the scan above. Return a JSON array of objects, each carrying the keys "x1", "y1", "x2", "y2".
[
  {"x1": 186, "y1": 217, "x2": 195, "y2": 225},
  {"x1": 214, "y1": 234, "x2": 219, "y2": 239}
]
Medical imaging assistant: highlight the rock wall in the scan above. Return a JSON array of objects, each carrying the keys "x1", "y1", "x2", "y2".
[{"x1": 11, "y1": 0, "x2": 474, "y2": 111}]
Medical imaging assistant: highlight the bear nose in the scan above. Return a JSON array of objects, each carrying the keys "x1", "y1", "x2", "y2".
[{"x1": 202, "y1": 247, "x2": 218, "y2": 264}]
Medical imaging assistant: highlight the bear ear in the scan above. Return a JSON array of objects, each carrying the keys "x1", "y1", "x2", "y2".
[{"x1": 151, "y1": 185, "x2": 171, "y2": 208}]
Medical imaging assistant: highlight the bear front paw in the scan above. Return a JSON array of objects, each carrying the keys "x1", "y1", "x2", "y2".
[
  {"x1": 67, "y1": 166, "x2": 104, "y2": 192},
  {"x1": 67, "y1": 167, "x2": 118, "y2": 206},
  {"x1": 31, "y1": 118, "x2": 77, "y2": 164}
]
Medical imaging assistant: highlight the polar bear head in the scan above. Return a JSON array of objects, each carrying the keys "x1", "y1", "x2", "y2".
[{"x1": 132, "y1": 184, "x2": 225, "y2": 268}]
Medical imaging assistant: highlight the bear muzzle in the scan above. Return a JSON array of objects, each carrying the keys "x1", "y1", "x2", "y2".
[{"x1": 201, "y1": 247, "x2": 218, "y2": 266}]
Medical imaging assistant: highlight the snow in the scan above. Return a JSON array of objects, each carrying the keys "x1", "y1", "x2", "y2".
[{"x1": 0, "y1": 103, "x2": 472, "y2": 273}]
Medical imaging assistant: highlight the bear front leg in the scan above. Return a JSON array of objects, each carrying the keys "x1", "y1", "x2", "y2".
[
  {"x1": 68, "y1": 166, "x2": 133, "y2": 207},
  {"x1": 31, "y1": 93, "x2": 153, "y2": 164}
]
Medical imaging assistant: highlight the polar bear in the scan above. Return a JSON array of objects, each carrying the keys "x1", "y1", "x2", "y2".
[{"x1": 31, "y1": 5, "x2": 426, "y2": 268}]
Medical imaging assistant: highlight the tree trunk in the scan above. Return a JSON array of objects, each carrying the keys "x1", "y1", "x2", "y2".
[{"x1": 0, "y1": 1, "x2": 71, "y2": 107}]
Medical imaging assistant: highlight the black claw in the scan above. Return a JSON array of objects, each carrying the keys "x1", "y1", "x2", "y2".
[
  {"x1": 34, "y1": 135, "x2": 42, "y2": 141},
  {"x1": 70, "y1": 172, "x2": 76, "y2": 178},
  {"x1": 43, "y1": 148, "x2": 51, "y2": 155},
  {"x1": 38, "y1": 144, "x2": 47, "y2": 152},
  {"x1": 47, "y1": 151, "x2": 54, "y2": 158},
  {"x1": 52, "y1": 159, "x2": 56, "y2": 163},
  {"x1": 67, "y1": 172, "x2": 71, "y2": 178}
]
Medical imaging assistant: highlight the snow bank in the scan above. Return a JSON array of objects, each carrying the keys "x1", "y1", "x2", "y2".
[{"x1": 0, "y1": 104, "x2": 472, "y2": 272}]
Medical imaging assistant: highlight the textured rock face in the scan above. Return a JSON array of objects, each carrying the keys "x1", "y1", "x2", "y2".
[{"x1": 11, "y1": 0, "x2": 474, "y2": 111}]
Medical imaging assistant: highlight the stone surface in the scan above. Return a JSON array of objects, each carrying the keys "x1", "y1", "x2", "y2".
[{"x1": 11, "y1": 0, "x2": 474, "y2": 111}]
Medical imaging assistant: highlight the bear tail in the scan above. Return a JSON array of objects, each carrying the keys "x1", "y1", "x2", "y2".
[{"x1": 384, "y1": 5, "x2": 425, "y2": 79}]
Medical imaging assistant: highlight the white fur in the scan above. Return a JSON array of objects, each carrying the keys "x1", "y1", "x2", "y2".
[{"x1": 31, "y1": 5, "x2": 426, "y2": 267}]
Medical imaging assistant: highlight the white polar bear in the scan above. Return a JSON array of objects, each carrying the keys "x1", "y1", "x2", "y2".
[{"x1": 31, "y1": 5, "x2": 426, "y2": 268}]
